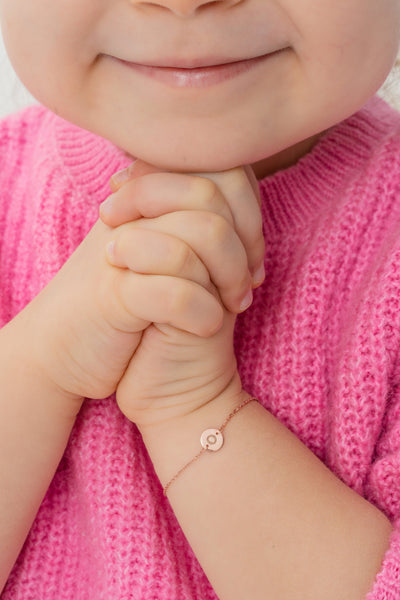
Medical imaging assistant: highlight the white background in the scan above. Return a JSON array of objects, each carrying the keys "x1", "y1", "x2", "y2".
[
  {"x1": 0, "y1": 35, "x2": 36, "y2": 117},
  {"x1": 1, "y1": 32, "x2": 400, "y2": 118}
]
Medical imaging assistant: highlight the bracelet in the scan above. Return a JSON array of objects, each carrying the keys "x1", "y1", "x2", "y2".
[{"x1": 163, "y1": 396, "x2": 257, "y2": 496}]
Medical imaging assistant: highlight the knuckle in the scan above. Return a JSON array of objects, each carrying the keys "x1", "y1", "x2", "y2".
[
  {"x1": 225, "y1": 167, "x2": 250, "y2": 197},
  {"x1": 168, "y1": 241, "x2": 194, "y2": 275},
  {"x1": 203, "y1": 212, "x2": 230, "y2": 245},
  {"x1": 165, "y1": 280, "x2": 192, "y2": 317},
  {"x1": 233, "y1": 169, "x2": 251, "y2": 194},
  {"x1": 191, "y1": 176, "x2": 219, "y2": 207},
  {"x1": 230, "y1": 165, "x2": 246, "y2": 180},
  {"x1": 192, "y1": 177, "x2": 234, "y2": 225}
]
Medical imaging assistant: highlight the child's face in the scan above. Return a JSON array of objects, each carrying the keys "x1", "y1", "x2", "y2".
[{"x1": 1, "y1": 0, "x2": 400, "y2": 176}]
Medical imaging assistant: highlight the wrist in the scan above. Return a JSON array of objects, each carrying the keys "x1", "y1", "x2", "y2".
[
  {"x1": 2, "y1": 311, "x2": 85, "y2": 418},
  {"x1": 138, "y1": 380, "x2": 252, "y2": 490}
]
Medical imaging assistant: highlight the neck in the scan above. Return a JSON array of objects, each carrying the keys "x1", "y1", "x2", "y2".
[{"x1": 251, "y1": 131, "x2": 327, "y2": 180}]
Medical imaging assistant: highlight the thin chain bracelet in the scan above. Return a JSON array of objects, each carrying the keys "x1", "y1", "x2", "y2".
[{"x1": 163, "y1": 396, "x2": 258, "y2": 496}]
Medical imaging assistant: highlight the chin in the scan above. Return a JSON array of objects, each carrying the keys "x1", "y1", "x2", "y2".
[
  {"x1": 91, "y1": 118, "x2": 262, "y2": 173},
  {"x1": 120, "y1": 144, "x2": 245, "y2": 174},
  {"x1": 83, "y1": 114, "x2": 276, "y2": 174}
]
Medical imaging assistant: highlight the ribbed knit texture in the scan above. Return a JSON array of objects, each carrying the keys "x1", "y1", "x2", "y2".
[{"x1": 1, "y1": 95, "x2": 400, "y2": 598}]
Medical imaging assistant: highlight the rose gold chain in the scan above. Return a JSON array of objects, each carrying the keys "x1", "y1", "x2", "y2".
[{"x1": 163, "y1": 397, "x2": 257, "y2": 496}]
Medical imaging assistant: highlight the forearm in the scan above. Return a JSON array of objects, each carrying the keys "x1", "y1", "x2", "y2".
[
  {"x1": 0, "y1": 311, "x2": 84, "y2": 592},
  {"x1": 140, "y1": 389, "x2": 393, "y2": 600}
]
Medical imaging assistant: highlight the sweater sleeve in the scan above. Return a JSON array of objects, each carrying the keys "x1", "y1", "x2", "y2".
[{"x1": 365, "y1": 381, "x2": 400, "y2": 598}]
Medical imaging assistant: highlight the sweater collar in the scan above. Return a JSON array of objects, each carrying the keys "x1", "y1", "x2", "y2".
[
  {"x1": 52, "y1": 95, "x2": 393, "y2": 237},
  {"x1": 258, "y1": 95, "x2": 394, "y2": 237},
  {"x1": 52, "y1": 115, "x2": 131, "y2": 210}
]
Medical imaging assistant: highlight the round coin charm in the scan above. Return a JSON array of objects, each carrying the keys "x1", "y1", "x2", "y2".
[{"x1": 200, "y1": 428, "x2": 224, "y2": 451}]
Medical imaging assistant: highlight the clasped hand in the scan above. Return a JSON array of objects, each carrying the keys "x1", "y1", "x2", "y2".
[
  {"x1": 99, "y1": 160, "x2": 265, "y2": 428},
  {"x1": 29, "y1": 160, "x2": 264, "y2": 428}
]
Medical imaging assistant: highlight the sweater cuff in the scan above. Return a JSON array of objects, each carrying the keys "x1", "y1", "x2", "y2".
[{"x1": 366, "y1": 518, "x2": 400, "y2": 599}]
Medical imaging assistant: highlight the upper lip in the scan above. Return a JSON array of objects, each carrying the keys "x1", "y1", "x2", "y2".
[{"x1": 121, "y1": 51, "x2": 278, "y2": 69}]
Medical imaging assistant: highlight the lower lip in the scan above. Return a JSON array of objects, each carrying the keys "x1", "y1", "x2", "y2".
[{"x1": 118, "y1": 52, "x2": 282, "y2": 88}]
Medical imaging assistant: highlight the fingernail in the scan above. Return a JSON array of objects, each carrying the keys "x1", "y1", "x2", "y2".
[
  {"x1": 99, "y1": 195, "x2": 114, "y2": 216},
  {"x1": 239, "y1": 289, "x2": 253, "y2": 312},
  {"x1": 109, "y1": 168, "x2": 131, "y2": 191},
  {"x1": 106, "y1": 240, "x2": 116, "y2": 261},
  {"x1": 252, "y1": 263, "x2": 265, "y2": 286},
  {"x1": 109, "y1": 162, "x2": 136, "y2": 191}
]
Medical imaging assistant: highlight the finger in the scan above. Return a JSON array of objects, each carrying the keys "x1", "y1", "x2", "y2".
[
  {"x1": 117, "y1": 212, "x2": 253, "y2": 314},
  {"x1": 106, "y1": 161, "x2": 265, "y2": 287},
  {"x1": 100, "y1": 171, "x2": 233, "y2": 230},
  {"x1": 193, "y1": 166, "x2": 265, "y2": 284},
  {"x1": 243, "y1": 164, "x2": 261, "y2": 206},
  {"x1": 109, "y1": 160, "x2": 161, "y2": 193},
  {"x1": 108, "y1": 160, "x2": 260, "y2": 204},
  {"x1": 115, "y1": 271, "x2": 223, "y2": 337},
  {"x1": 106, "y1": 227, "x2": 211, "y2": 291}
]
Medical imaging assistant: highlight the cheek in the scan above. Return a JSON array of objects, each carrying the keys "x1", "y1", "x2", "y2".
[
  {"x1": 0, "y1": 0, "x2": 99, "y2": 111},
  {"x1": 0, "y1": 1, "x2": 54, "y2": 97},
  {"x1": 0, "y1": 1, "x2": 25, "y2": 63},
  {"x1": 291, "y1": 0, "x2": 400, "y2": 104}
]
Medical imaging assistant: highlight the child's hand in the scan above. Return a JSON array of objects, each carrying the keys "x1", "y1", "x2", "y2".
[
  {"x1": 98, "y1": 160, "x2": 265, "y2": 428},
  {"x1": 100, "y1": 160, "x2": 265, "y2": 313},
  {"x1": 23, "y1": 217, "x2": 159, "y2": 401}
]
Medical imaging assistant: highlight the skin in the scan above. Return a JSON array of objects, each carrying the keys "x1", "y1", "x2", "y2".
[{"x1": 0, "y1": 0, "x2": 399, "y2": 176}]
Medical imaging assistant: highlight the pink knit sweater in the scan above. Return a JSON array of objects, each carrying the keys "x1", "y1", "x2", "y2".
[{"x1": 1, "y1": 95, "x2": 400, "y2": 599}]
